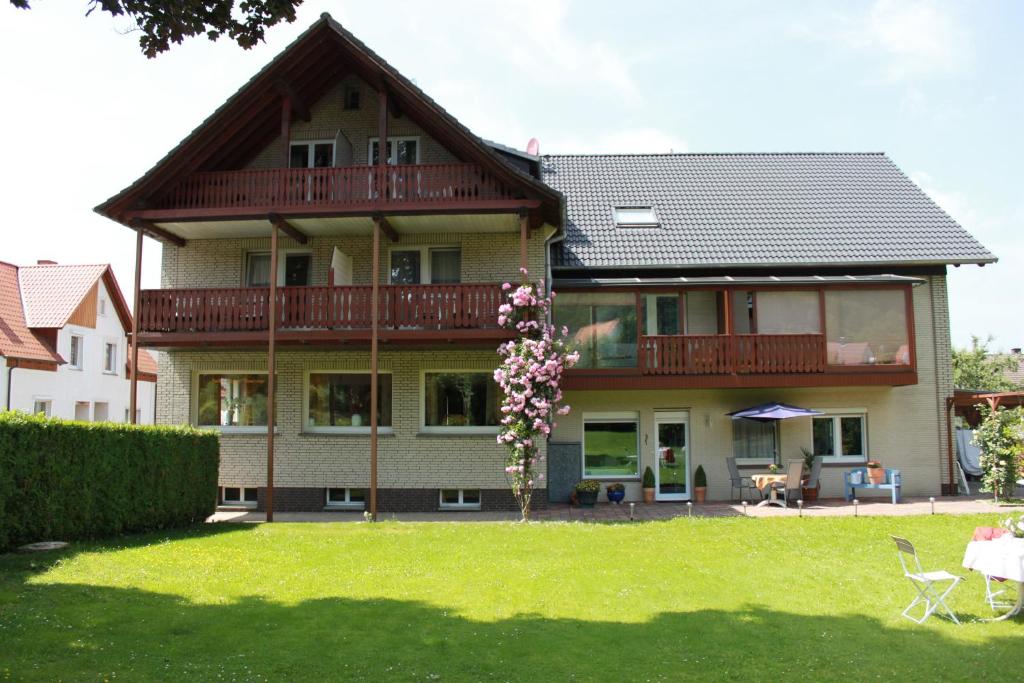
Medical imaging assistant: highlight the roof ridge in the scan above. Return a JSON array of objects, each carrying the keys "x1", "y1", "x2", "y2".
[{"x1": 543, "y1": 151, "x2": 889, "y2": 158}]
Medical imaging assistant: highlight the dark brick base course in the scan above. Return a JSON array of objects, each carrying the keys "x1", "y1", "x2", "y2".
[{"x1": 247, "y1": 486, "x2": 548, "y2": 513}]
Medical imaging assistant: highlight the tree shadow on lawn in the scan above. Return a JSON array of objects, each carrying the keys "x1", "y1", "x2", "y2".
[{"x1": 0, "y1": 576, "x2": 1017, "y2": 681}]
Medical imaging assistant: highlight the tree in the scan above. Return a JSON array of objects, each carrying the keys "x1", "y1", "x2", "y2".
[
  {"x1": 952, "y1": 335, "x2": 1021, "y2": 391},
  {"x1": 10, "y1": 0, "x2": 302, "y2": 58},
  {"x1": 972, "y1": 404, "x2": 1024, "y2": 501}
]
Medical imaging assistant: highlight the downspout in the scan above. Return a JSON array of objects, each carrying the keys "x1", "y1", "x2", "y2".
[
  {"x1": 4, "y1": 359, "x2": 16, "y2": 410},
  {"x1": 946, "y1": 395, "x2": 955, "y2": 496}
]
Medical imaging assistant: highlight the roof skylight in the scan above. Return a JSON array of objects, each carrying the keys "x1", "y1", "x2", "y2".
[{"x1": 614, "y1": 206, "x2": 659, "y2": 228}]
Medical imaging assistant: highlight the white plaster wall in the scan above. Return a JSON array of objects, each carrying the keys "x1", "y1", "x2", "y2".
[{"x1": 7, "y1": 280, "x2": 156, "y2": 424}]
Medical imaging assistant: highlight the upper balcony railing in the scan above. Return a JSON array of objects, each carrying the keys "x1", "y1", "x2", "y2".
[
  {"x1": 639, "y1": 334, "x2": 827, "y2": 375},
  {"x1": 138, "y1": 283, "x2": 504, "y2": 336},
  {"x1": 153, "y1": 163, "x2": 517, "y2": 213}
]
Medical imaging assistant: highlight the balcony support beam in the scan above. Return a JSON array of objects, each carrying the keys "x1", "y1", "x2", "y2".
[
  {"x1": 266, "y1": 224, "x2": 279, "y2": 523},
  {"x1": 369, "y1": 216, "x2": 381, "y2": 521},
  {"x1": 129, "y1": 227, "x2": 142, "y2": 424},
  {"x1": 268, "y1": 213, "x2": 308, "y2": 245},
  {"x1": 374, "y1": 213, "x2": 398, "y2": 242},
  {"x1": 129, "y1": 218, "x2": 185, "y2": 247}
]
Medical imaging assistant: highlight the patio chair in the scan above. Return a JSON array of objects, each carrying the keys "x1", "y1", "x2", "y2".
[
  {"x1": 726, "y1": 457, "x2": 761, "y2": 501},
  {"x1": 891, "y1": 536, "x2": 963, "y2": 625},
  {"x1": 805, "y1": 456, "x2": 822, "y2": 495},
  {"x1": 769, "y1": 460, "x2": 805, "y2": 507}
]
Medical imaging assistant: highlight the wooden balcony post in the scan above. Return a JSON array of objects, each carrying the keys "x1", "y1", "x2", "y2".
[
  {"x1": 369, "y1": 216, "x2": 381, "y2": 520},
  {"x1": 377, "y1": 89, "x2": 388, "y2": 202},
  {"x1": 519, "y1": 209, "x2": 529, "y2": 280},
  {"x1": 266, "y1": 224, "x2": 279, "y2": 522},
  {"x1": 129, "y1": 228, "x2": 143, "y2": 424}
]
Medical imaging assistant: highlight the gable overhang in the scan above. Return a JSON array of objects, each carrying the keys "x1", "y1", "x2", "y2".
[{"x1": 94, "y1": 14, "x2": 564, "y2": 235}]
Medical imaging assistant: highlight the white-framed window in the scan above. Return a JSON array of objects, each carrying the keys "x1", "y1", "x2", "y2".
[
  {"x1": 389, "y1": 246, "x2": 461, "y2": 284},
  {"x1": 222, "y1": 486, "x2": 258, "y2": 507},
  {"x1": 289, "y1": 140, "x2": 335, "y2": 168},
  {"x1": 103, "y1": 342, "x2": 118, "y2": 374},
  {"x1": 74, "y1": 401, "x2": 90, "y2": 421},
  {"x1": 732, "y1": 419, "x2": 778, "y2": 465},
  {"x1": 98, "y1": 297, "x2": 107, "y2": 316},
  {"x1": 369, "y1": 136, "x2": 421, "y2": 165},
  {"x1": 69, "y1": 334, "x2": 84, "y2": 370},
  {"x1": 582, "y1": 412, "x2": 640, "y2": 479},
  {"x1": 305, "y1": 371, "x2": 393, "y2": 433},
  {"x1": 613, "y1": 206, "x2": 658, "y2": 228},
  {"x1": 421, "y1": 371, "x2": 500, "y2": 433},
  {"x1": 326, "y1": 488, "x2": 366, "y2": 510},
  {"x1": 33, "y1": 399, "x2": 52, "y2": 417},
  {"x1": 245, "y1": 249, "x2": 313, "y2": 287},
  {"x1": 93, "y1": 402, "x2": 109, "y2": 422},
  {"x1": 440, "y1": 489, "x2": 481, "y2": 510},
  {"x1": 812, "y1": 412, "x2": 868, "y2": 463},
  {"x1": 195, "y1": 372, "x2": 272, "y2": 432}
]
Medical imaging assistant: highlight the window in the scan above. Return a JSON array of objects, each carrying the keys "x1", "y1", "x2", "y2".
[
  {"x1": 69, "y1": 335, "x2": 84, "y2": 369},
  {"x1": 825, "y1": 289, "x2": 910, "y2": 366},
  {"x1": 555, "y1": 292, "x2": 637, "y2": 368},
  {"x1": 33, "y1": 400, "x2": 51, "y2": 417},
  {"x1": 583, "y1": 413, "x2": 640, "y2": 478},
  {"x1": 389, "y1": 247, "x2": 461, "y2": 284},
  {"x1": 74, "y1": 401, "x2": 90, "y2": 421},
  {"x1": 684, "y1": 291, "x2": 720, "y2": 334},
  {"x1": 369, "y1": 136, "x2": 420, "y2": 165},
  {"x1": 422, "y1": 372, "x2": 499, "y2": 431},
  {"x1": 124, "y1": 408, "x2": 141, "y2": 423},
  {"x1": 614, "y1": 206, "x2": 658, "y2": 228},
  {"x1": 343, "y1": 86, "x2": 361, "y2": 110},
  {"x1": 222, "y1": 486, "x2": 258, "y2": 507},
  {"x1": 440, "y1": 489, "x2": 481, "y2": 510},
  {"x1": 641, "y1": 294, "x2": 680, "y2": 335},
  {"x1": 245, "y1": 251, "x2": 312, "y2": 287},
  {"x1": 289, "y1": 140, "x2": 334, "y2": 168},
  {"x1": 813, "y1": 414, "x2": 867, "y2": 462},
  {"x1": 731, "y1": 290, "x2": 754, "y2": 334},
  {"x1": 197, "y1": 373, "x2": 270, "y2": 428},
  {"x1": 307, "y1": 373, "x2": 392, "y2": 431},
  {"x1": 98, "y1": 298, "x2": 107, "y2": 315},
  {"x1": 104, "y1": 342, "x2": 117, "y2": 374},
  {"x1": 93, "y1": 402, "x2": 109, "y2": 422},
  {"x1": 732, "y1": 419, "x2": 777, "y2": 463},
  {"x1": 326, "y1": 488, "x2": 366, "y2": 509},
  {"x1": 756, "y1": 290, "x2": 821, "y2": 334}
]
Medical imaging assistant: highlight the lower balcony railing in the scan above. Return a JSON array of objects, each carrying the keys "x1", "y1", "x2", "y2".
[
  {"x1": 139, "y1": 283, "x2": 504, "y2": 334},
  {"x1": 639, "y1": 334, "x2": 827, "y2": 375}
]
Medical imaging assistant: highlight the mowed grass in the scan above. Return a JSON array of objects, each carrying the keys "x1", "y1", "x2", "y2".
[{"x1": 0, "y1": 515, "x2": 1019, "y2": 681}]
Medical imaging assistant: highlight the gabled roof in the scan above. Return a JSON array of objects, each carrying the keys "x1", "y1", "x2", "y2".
[
  {"x1": 543, "y1": 153, "x2": 996, "y2": 270},
  {"x1": 18, "y1": 263, "x2": 133, "y2": 332},
  {"x1": 127, "y1": 348, "x2": 159, "y2": 383},
  {"x1": 0, "y1": 262, "x2": 62, "y2": 366},
  {"x1": 95, "y1": 13, "x2": 563, "y2": 228}
]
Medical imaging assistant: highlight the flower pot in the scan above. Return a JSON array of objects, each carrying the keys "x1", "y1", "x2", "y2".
[
  {"x1": 867, "y1": 468, "x2": 885, "y2": 485},
  {"x1": 607, "y1": 489, "x2": 626, "y2": 504},
  {"x1": 694, "y1": 487, "x2": 707, "y2": 503},
  {"x1": 577, "y1": 490, "x2": 598, "y2": 507},
  {"x1": 642, "y1": 487, "x2": 655, "y2": 504}
]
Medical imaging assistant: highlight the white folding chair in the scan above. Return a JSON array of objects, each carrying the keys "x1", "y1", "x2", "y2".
[{"x1": 891, "y1": 536, "x2": 963, "y2": 625}]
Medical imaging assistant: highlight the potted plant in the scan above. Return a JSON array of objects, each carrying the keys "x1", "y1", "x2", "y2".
[
  {"x1": 575, "y1": 479, "x2": 600, "y2": 507},
  {"x1": 801, "y1": 447, "x2": 820, "y2": 501},
  {"x1": 694, "y1": 465, "x2": 708, "y2": 503},
  {"x1": 866, "y1": 460, "x2": 885, "y2": 485},
  {"x1": 768, "y1": 463, "x2": 781, "y2": 474},
  {"x1": 606, "y1": 482, "x2": 626, "y2": 504},
  {"x1": 642, "y1": 466, "x2": 656, "y2": 503}
]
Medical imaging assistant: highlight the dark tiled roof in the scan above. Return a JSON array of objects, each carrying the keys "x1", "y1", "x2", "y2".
[{"x1": 543, "y1": 153, "x2": 995, "y2": 269}]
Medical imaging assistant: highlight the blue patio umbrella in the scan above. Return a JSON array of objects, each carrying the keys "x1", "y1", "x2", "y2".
[{"x1": 727, "y1": 402, "x2": 824, "y2": 467}]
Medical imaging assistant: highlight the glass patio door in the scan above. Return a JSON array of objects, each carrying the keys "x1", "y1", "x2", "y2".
[{"x1": 655, "y1": 411, "x2": 690, "y2": 501}]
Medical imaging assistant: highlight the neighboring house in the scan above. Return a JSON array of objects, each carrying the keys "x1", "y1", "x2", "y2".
[
  {"x1": 93, "y1": 15, "x2": 994, "y2": 512},
  {"x1": 0, "y1": 260, "x2": 157, "y2": 424},
  {"x1": 1001, "y1": 348, "x2": 1024, "y2": 387}
]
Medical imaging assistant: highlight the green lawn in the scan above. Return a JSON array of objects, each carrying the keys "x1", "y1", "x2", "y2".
[{"x1": 0, "y1": 515, "x2": 1019, "y2": 681}]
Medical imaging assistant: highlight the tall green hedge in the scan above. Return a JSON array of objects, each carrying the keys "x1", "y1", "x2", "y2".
[{"x1": 0, "y1": 411, "x2": 219, "y2": 551}]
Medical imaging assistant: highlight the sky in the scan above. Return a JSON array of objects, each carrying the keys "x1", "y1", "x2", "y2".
[{"x1": 0, "y1": 0, "x2": 1020, "y2": 349}]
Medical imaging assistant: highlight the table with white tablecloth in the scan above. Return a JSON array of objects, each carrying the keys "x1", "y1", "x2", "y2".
[{"x1": 962, "y1": 536, "x2": 1024, "y2": 620}]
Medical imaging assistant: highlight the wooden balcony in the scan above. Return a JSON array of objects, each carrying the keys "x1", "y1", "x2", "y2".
[
  {"x1": 137, "y1": 283, "x2": 507, "y2": 346},
  {"x1": 143, "y1": 163, "x2": 523, "y2": 220},
  {"x1": 639, "y1": 334, "x2": 827, "y2": 375}
]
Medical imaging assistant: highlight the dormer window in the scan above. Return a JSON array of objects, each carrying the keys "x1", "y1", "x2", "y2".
[{"x1": 614, "y1": 206, "x2": 659, "y2": 228}]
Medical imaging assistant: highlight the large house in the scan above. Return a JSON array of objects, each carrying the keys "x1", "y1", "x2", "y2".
[
  {"x1": 0, "y1": 260, "x2": 157, "y2": 423},
  {"x1": 95, "y1": 14, "x2": 994, "y2": 513}
]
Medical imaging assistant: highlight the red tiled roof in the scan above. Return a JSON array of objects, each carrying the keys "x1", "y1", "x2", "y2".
[
  {"x1": 0, "y1": 262, "x2": 62, "y2": 365},
  {"x1": 127, "y1": 348, "x2": 159, "y2": 382},
  {"x1": 18, "y1": 263, "x2": 109, "y2": 328}
]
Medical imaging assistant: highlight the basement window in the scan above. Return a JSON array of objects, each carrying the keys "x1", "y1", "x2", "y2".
[
  {"x1": 613, "y1": 206, "x2": 659, "y2": 228},
  {"x1": 222, "y1": 486, "x2": 258, "y2": 507},
  {"x1": 440, "y1": 489, "x2": 481, "y2": 510},
  {"x1": 326, "y1": 488, "x2": 366, "y2": 510}
]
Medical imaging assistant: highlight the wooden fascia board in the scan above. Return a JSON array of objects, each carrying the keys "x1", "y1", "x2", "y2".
[{"x1": 100, "y1": 268, "x2": 136, "y2": 336}]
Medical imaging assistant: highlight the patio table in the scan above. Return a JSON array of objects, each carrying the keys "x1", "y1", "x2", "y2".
[
  {"x1": 751, "y1": 473, "x2": 788, "y2": 508},
  {"x1": 962, "y1": 536, "x2": 1024, "y2": 621}
]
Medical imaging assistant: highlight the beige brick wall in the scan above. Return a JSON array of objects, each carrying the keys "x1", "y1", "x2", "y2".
[
  {"x1": 246, "y1": 76, "x2": 459, "y2": 170},
  {"x1": 551, "y1": 276, "x2": 955, "y2": 500},
  {"x1": 158, "y1": 348, "x2": 542, "y2": 491},
  {"x1": 161, "y1": 230, "x2": 547, "y2": 290}
]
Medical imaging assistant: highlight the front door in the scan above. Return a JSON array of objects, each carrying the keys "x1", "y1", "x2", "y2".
[{"x1": 655, "y1": 411, "x2": 690, "y2": 501}]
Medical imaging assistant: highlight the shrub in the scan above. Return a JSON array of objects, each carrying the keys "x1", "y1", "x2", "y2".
[
  {"x1": 694, "y1": 465, "x2": 708, "y2": 488},
  {"x1": 973, "y1": 405, "x2": 1024, "y2": 501},
  {"x1": 0, "y1": 411, "x2": 219, "y2": 551},
  {"x1": 642, "y1": 466, "x2": 655, "y2": 488}
]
